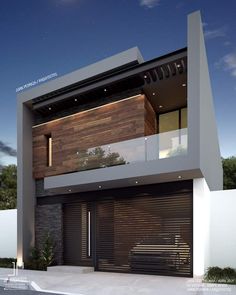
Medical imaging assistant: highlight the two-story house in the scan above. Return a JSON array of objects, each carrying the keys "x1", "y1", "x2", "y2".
[{"x1": 17, "y1": 11, "x2": 222, "y2": 277}]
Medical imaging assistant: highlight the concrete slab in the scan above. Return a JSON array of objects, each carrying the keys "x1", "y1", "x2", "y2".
[{"x1": 0, "y1": 268, "x2": 236, "y2": 295}]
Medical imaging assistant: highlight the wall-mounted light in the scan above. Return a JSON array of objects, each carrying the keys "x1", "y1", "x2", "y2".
[
  {"x1": 182, "y1": 83, "x2": 187, "y2": 87},
  {"x1": 98, "y1": 185, "x2": 102, "y2": 189},
  {"x1": 135, "y1": 181, "x2": 139, "y2": 184},
  {"x1": 74, "y1": 98, "x2": 78, "y2": 102},
  {"x1": 159, "y1": 105, "x2": 163, "y2": 109},
  {"x1": 68, "y1": 189, "x2": 72, "y2": 192},
  {"x1": 178, "y1": 175, "x2": 182, "y2": 179},
  {"x1": 104, "y1": 88, "x2": 107, "y2": 92},
  {"x1": 17, "y1": 257, "x2": 23, "y2": 268},
  {"x1": 48, "y1": 107, "x2": 52, "y2": 111},
  {"x1": 152, "y1": 92, "x2": 156, "y2": 96}
]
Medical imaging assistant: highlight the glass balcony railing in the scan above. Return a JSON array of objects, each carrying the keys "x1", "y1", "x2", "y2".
[{"x1": 76, "y1": 128, "x2": 187, "y2": 172}]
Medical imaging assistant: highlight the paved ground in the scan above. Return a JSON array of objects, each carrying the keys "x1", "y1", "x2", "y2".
[
  {"x1": 0, "y1": 268, "x2": 236, "y2": 295},
  {"x1": 0, "y1": 287, "x2": 62, "y2": 294}
]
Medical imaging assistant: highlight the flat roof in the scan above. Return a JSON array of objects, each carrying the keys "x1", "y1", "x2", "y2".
[{"x1": 17, "y1": 47, "x2": 144, "y2": 104}]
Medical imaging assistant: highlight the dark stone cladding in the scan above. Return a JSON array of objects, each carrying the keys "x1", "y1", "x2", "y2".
[
  {"x1": 36, "y1": 179, "x2": 55, "y2": 197},
  {"x1": 35, "y1": 204, "x2": 63, "y2": 265}
]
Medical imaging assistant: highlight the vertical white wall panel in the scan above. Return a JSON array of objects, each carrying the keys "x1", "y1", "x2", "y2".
[
  {"x1": 193, "y1": 178, "x2": 210, "y2": 276},
  {"x1": 0, "y1": 209, "x2": 17, "y2": 258}
]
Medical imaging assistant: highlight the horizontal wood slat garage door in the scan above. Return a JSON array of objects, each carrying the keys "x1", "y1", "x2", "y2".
[{"x1": 96, "y1": 194, "x2": 193, "y2": 276}]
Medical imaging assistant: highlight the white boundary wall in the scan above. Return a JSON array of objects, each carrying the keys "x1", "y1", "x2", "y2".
[
  {"x1": 193, "y1": 179, "x2": 236, "y2": 274},
  {"x1": 0, "y1": 209, "x2": 17, "y2": 258},
  {"x1": 209, "y1": 189, "x2": 236, "y2": 268}
]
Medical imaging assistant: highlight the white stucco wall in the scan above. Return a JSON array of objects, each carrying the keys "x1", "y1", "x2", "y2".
[
  {"x1": 0, "y1": 209, "x2": 17, "y2": 258},
  {"x1": 193, "y1": 178, "x2": 211, "y2": 276},
  {"x1": 209, "y1": 189, "x2": 236, "y2": 268},
  {"x1": 194, "y1": 180, "x2": 236, "y2": 273}
]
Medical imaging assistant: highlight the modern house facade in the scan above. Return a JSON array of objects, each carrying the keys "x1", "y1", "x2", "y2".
[{"x1": 17, "y1": 11, "x2": 222, "y2": 277}]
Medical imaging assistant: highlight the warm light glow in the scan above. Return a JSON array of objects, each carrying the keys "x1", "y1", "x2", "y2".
[
  {"x1": 33, "y1": 94, "x2": 144, "y2": 128},
  {"x1": 17, "y1": 257, "x2": 23, "y2": 268},
  {"x1": 48, "y1": 136, "x2": 52, "y2": 167}
]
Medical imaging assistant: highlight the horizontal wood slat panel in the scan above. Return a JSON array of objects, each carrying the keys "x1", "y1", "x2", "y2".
[
  {"x1": 63, "y1": 203, "x2": 92, "y2": 266},
  {"x1": 33, "y1": 95, "x2": 156, "y2": 178},
  {"x1": 96, "y1": 193, "x2": 193, "y2": 276}
]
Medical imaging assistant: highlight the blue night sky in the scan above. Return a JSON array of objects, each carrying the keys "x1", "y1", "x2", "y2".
[{"x1": 0, "y1": 0, "x2": 236, "y2": 165}]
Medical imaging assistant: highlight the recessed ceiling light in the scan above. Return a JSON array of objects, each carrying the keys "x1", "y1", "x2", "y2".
[
  {"x1": 48, "y1": 107, "x2": 52, "y2": 110},
  {"x1": 98, "y1": 185, "x2": 102, "y2": 189},
  {"x1": 159, "y1": 105, "x2": 163, "y2": 108},
  {"x1": 182, "y1": 83, "x2": 186, "y2": 87},
  {"x1": 135, "y1": 181, "x2": 139, "y2": 184},
  {"x1": 178, "y1": 175, "x2": 182, "y2": 179},
  {"x1": 74, "y1": 98, "x2": 78, "y2": 102}
]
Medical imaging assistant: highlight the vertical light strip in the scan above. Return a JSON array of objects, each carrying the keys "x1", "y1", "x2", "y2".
[
  {"x1": 88, "y1": 211, "x2": 91, "y2": 257},
  {"x1": 48, "y1": 136, "x2": 52, "y2": 167}
]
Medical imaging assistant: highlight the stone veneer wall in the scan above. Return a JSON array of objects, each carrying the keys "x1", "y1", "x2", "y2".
[{"x1": 35, "y1": 204, "x2": 63, "y2": 265}]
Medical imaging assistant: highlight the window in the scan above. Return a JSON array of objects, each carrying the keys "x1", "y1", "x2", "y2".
[
  {"x1": 159, "y1": 110, "x2": 179, "y2": 133},
  {"x1": 159, "y1": 108, "x2": 187, "y2": 133},
  {"x1": 46, "y1": 134, "x2": 52, "y2": 167},
  {"x1": 181, "y1": 108, "x2": 187, "y2": 129}
]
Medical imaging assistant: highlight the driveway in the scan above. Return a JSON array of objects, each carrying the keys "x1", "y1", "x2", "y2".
[{"x1": 0, "y1": 268, "x2": 236, "y2": 295}]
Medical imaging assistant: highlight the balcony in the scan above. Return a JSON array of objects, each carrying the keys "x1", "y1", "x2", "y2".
[{"x1": 76, "y1": 128, "x2": 187, "y2": 172}]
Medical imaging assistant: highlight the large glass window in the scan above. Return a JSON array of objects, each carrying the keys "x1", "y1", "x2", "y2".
[
  {"x1": 159, "y1": 110, "x2": 179, "y2": 133},
  {"x1": 181, "y1": 108, "x2": 187, "y2": 129},
  {"x1": 159, "y1": 108, "x2": 187, "y2": 133}
]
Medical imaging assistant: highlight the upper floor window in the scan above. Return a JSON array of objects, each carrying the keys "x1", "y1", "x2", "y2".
[{"x1": 159, "y1": 107, "x2": 187, "y2": 133}]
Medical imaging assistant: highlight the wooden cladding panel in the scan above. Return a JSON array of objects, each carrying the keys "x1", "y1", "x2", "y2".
[
  {"x1": 33, "y1": 95, "x2": 157, "y2": 179},
  {"x1": 145, "y1": 99, "x2": 157, "y2": 136}
]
